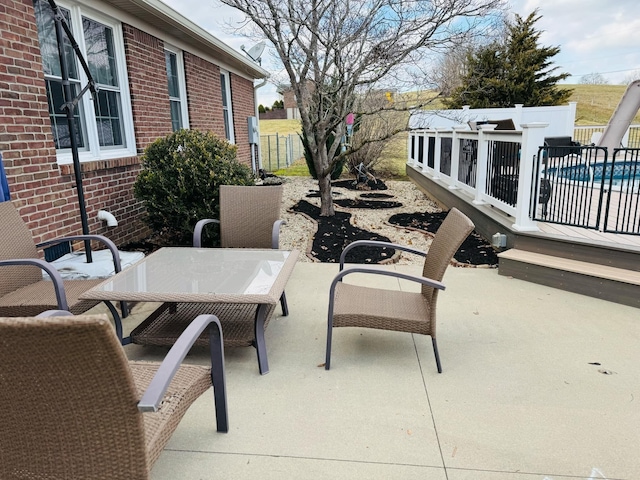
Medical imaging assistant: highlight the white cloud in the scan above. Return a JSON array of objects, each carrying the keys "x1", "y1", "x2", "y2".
[{"x1": 510, "y1": 0, "x2": 640, "y2": 83}]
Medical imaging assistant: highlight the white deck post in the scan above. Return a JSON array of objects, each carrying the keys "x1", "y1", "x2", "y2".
[
  {"x1": 450, "y1": 129, "x2": 460, "y2": 187},
  {"x1": 407, "y1": 132, "x2": 415, "y2": 167},
  {"x1": 434, "y1": 130, "x2": 443, "y2": 181},
  {"x1": 512, "y1": 122, "x2": 548, "y2": 231},
  {"x1": 473, "y1": 126, "x2": 492, "y2": 205}
]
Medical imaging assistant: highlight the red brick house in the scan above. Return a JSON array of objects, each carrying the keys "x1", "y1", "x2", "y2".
[{"x1": 1, "y1": 0, "x2": 268, "y2": 247}]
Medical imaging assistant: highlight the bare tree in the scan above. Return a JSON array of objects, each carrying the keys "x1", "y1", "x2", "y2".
[
  {"x1": 345, "y1": 91, "x2": 405, "y2": 175},
  {"x1": 580, "y1": 73, "x2": 609, "y2": 85},
  {"x1": 623, "y1": 70, "x2": 640, "y2": 85},
  {"x1": 219, "y1": 0, "x2": 505, "y2": 215},
  {"x1": 431, "y1": 10, "x2": 507, "y2": 96}
]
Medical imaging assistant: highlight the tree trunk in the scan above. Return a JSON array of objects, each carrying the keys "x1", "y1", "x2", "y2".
[{"x1": 318, "y1": 173, "x2": 335, "y2": 216}]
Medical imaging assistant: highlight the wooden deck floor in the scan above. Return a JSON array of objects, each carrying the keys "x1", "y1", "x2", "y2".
[
  {"x1": 537, "y1": 221, "x2": 640, "y2": 247},
  {"x1": 535, "y1": 182, "x2": 640, "y2": 247}
]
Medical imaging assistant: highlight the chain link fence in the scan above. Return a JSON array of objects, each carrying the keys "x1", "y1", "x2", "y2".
[{"x1": 260, "y1": 133, "x2": 304, "y2": 172}]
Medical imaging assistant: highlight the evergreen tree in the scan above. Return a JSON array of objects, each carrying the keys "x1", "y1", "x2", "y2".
[{"x1": 445, "y1": 10, "x2": 572, "y2": 108}]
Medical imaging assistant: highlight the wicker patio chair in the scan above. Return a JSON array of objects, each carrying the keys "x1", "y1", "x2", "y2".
[
  {"x1": 325, "y1": 208, "x2": 475, "y2": 373},
  {"x1": 193, "y1": 184, "x2": 289, "y2": 315},
  {"x1": 0, "y1": 201, "x2": 128, "y2": 338},
  {"x1": 0, "y1": 311, "x2": 228, "y2": 480}
]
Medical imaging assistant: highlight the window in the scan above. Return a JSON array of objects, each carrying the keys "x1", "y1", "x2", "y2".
[
  {"x1": 33, "y1": 0, "x2": 135, "y2": 163},
  {"x1": 220, "y1": 70, "x2": 234, "y2": 142},
  {"x1": 165, "y1": 48, "x2": 188, "y2": 131}
]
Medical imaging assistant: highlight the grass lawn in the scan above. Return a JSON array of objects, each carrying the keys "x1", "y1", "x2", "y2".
[
  {"x1": 569, "y1": 84, "x2": 640, "y2": 125},
  {"x1": 259, "y1": 119, "x2": 302, "y2": 135}
]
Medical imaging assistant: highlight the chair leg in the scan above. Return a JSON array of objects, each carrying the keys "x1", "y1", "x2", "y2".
[
  {"x1": 431, "y1": 337, "x2": 442, "y2": 374},
  {"x1": 208, "y1": 321, "x2": 228, "y2": 433},
  {"x1": 325, "y1": 323, "x2": 333, "y2": 370},
  {"x1": 280, "y1": 291, "x2": 289, "y2": 316},
  {"x1": 103, "y1": 301, "x2": 126, "y2": 344},
  {"x1": 120, "y1": 300, "x2": 129, "y2": 318}
]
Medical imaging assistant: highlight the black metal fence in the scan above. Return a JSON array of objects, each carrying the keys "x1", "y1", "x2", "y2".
[
  {"x1": 486, "y1": 140, "x2": 521, "y2": 206},
  {"x1": 260, "y1": 133, "x2": 304, "y2": 172},
  {"x1": 603, "y1": 148, "x2": 640, "y2": 234},
  {"x1": 531, "y1": 145, "x2": 640, "y2": 235}
]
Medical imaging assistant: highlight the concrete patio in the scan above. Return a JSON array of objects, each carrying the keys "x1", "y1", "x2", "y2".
[{"x1": 99, "y1": 262, "x2": 639, "y2": 479}]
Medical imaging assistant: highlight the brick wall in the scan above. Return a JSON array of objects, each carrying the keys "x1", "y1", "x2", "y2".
[
  {"x1": 230, "y1": 72, "x2": 256, "y2": 166},
  {"x1": 122, "y1": 25, "x2": 173, "y2": 154},
  {"x1": 184, "y1": 53, "x2": 225, "y2": 138},
  {"x1": 1, "y1": 1, "x2": 257, "y2": 250},
  {"x1": 184, "y1": 55, "x2": 255, "y2": 168},
  {"x1": 0, "y1": 0, "x2": 76, "y2": 244}
]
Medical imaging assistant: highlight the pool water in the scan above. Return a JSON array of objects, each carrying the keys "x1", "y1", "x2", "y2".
[{"x1": 544, "y1": 161, "x2": 640, "y2": 188}]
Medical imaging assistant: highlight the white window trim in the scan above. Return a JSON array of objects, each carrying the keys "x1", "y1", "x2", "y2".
[
  {"x1": 164, "y1": 44, "x2": 189, "y2": 130},
  {"x1": 220, "y1": 69, "x2": 235, "y2": 144},
  {"x1": 49, "y1": 1, "x2": 136, "y2": 165}
]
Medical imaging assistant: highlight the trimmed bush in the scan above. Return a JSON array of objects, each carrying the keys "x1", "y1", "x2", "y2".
[{"x1": 134, "y1": 129, "x2": 254, "y2": 246}]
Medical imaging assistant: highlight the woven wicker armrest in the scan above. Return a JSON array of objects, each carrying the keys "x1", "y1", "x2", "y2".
[
  {"x1": 138, "y1": 314, "x2": 228, "y2": 432},
  {"x1": 193, "y1": 219, "x2": 220, "y2": 247},
  {"x1": 330, "y1": 266, "x2": 446, "y2": 293},
  {"x1": 0, "y1": 258, "x2": 68, "y2": 310},
  {"x1": 339, "y1": 240, "x2": 427, "y2": 270},
  {"x1": 37, "y1": 234, "x2": 123, "y2": 273},
  {"x1": 272, "y1": 219, "x2": 286, "y2": 249}
]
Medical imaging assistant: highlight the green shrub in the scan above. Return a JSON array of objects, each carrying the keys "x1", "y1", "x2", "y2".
[{"x1": 134, "y1": 129, "x2": 254, "y2": 247}]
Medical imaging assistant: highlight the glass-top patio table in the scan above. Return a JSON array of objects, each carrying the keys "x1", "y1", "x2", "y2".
[{"x1": 81, "y1": 247, "x2": 299, "y2": 375}]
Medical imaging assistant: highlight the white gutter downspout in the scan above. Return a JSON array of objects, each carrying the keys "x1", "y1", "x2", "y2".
[{"x1": 254, "y1": 77, "x2": 269, "y2": 171}]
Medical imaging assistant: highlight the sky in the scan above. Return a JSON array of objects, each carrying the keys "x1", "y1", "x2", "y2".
[{"x1": 160, "y1": 0, "x2": 640, "y2": 107}]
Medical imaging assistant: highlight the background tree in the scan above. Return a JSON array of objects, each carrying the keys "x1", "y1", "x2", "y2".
[
  {"x1": 345, "y1": 91, "x2": 405, "y2": 175},
  {"x1": 271, "y1": 100, "x2": 284, "y2": 109},
  {"x1": 219, "y1": 0, "x2": 504, "y2": 215},
  {"x1": 446, "y1": 10, "x2": 572, "y2": 108},
  {"x1": 580, "y1": 73, "x2": 609, "y2": 85},
  {"x1": 622, "y1": 70, "x2": 640, "y2": 85},
  {"x1": 430, "y1": 11, "x2": 507, "y2": 97}
]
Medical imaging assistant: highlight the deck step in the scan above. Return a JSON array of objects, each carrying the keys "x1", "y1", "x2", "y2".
[{"x1": 498, "y1": 249, "x2": 640, "y2": 308}]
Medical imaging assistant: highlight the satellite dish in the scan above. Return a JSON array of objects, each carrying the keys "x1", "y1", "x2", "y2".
[{"x1": 241, "y1": 41, "x2": 265, "y2": 65}]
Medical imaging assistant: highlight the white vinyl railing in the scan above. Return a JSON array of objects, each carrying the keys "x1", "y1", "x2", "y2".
[{"x1": 407, "y1": 123, "x2": 549, "y2": 232}]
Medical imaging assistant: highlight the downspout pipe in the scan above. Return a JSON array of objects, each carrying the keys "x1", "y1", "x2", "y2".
[{"x1": 254, "y1": 77, "x2": 269, "y2": 171}]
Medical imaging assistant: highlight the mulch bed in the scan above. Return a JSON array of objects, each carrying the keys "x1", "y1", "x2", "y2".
[
  {"x1": 333, "y1": 198, "x2": 403, "y2": 209},
  {"x1": 332, "y1": 179, "x2": 388, "y2": 190},
  {"x1": 291, "y1": 200, "x2": 397, "y2": 264},
  {"x1": 388, "y1": 211, "x2": 499, "y2": 266},
  {"x1": 294, "y1": 180, "x2": 499, "y2": 266},
  {"x1": 360, "y1": 192, "x2": 395, "y2": 199}
]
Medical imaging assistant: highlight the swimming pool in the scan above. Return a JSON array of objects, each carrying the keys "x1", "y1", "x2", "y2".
[{"x1": 543, "y1": 161, "x2": 640, "y2": 190}]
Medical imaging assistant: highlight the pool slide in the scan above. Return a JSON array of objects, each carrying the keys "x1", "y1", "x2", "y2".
[{"x1": 596, "y1": 80, "x2": 640, "y2": 151}]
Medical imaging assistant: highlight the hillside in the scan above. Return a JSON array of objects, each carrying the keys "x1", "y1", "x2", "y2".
[{"x1": 568, "y1": 83, "x2": 640, "y2": 125}]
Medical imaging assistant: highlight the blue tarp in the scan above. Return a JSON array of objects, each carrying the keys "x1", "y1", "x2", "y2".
[{"x1": 0, "y1": 152, "x2": 9, "y2": 202}]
